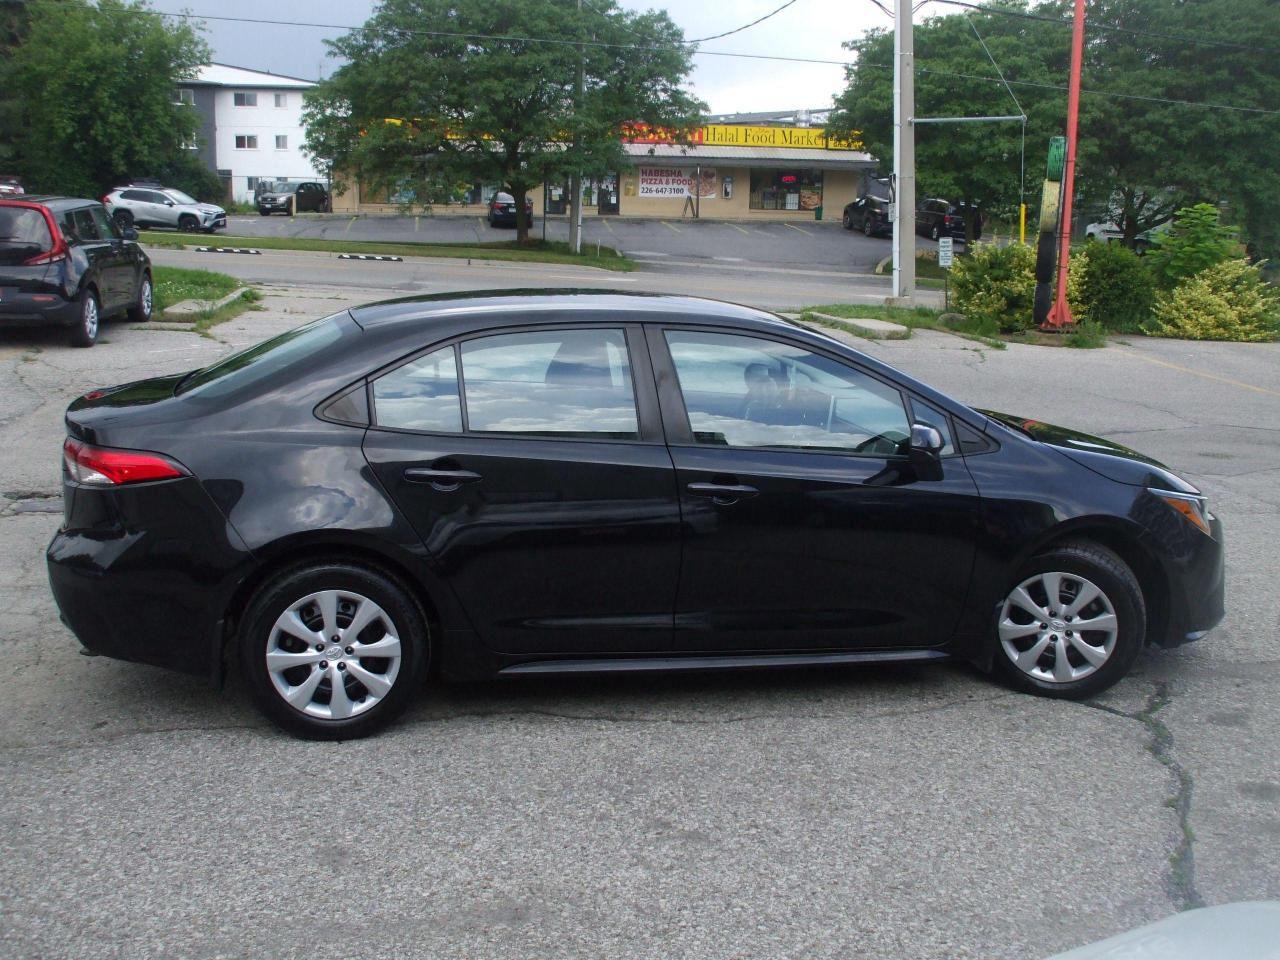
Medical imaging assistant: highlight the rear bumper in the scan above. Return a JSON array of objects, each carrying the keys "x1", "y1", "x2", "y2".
[
  {"x1": 0, "y1": 294, "x2": 78, "y2": 328},
  {"x1": 46, "y1": 476, "x2": 253, "y2": 678}
]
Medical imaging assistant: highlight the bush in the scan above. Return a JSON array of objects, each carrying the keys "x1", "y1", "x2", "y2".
[
  {"x1": 1147, "y1": 203, "x2": 1243, "y2": 289},
  {"x1": 1076, "y1": 241, "x2": 1156, "y2": 332},
  {"x1": 951, "y1": 242, "x2": 1083, "y2": 332},
  {"x1": 1149, "y1": 259, "x2": 1280, "y2": 342}
]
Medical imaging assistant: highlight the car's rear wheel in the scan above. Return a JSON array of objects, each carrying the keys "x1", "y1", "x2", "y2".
[
  {"x1": 863, "y1": 217, "x2": 874, "y2": 237},
  {"x1": 992, "y1": 541, "x2": 1145, "y2": 699},
  {"x1": 126, "y1": 271, "x2": 152, "y2": 322},
  {"x1": 178, "y1": 214, "x2": 199, "y2": 232},
  {"x1": 842, "y1": 210, "x2": 853, "y2": 230},
  {"x1": 931, "y1": 224, "x2": 940, "y2": 240},
  {"x1": 68, "y1": 288, "x2": 100, "y2": 347},
  {"x1": 113, "y1": 209, "x2": 134, "y2": 229},
  {"x1": 240, "y1": 563, "x2": 428, "y2": 740}
]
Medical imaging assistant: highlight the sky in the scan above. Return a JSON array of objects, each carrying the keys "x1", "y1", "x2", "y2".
[{"x1": 144, "y1": 0, "x2": 896, "y2": 115}]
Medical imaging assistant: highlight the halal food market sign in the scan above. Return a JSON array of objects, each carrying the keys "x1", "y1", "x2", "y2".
[{"x1": 624, "y1": 122, "x2": 863, "y2": 152}]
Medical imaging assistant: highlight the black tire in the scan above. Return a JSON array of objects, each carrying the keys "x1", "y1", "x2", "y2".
[
  {"x1": 259, "y1": 209, "x2": 270, "y2": 216},
  {"x1": 113, "y1": 209, "x2": 134, "y2": 229},
  {"x1": 991, "y1": 540, "x2": 1146, "y2": 700},
  {"x1": 842, "y1": 210, "x2": 853, "y2": 230},
  {"x1": 1035, "y1": 230, "x2": 1057, "y2": 283},
  {"x1": 863, "y1": 217, "x2": 874, "y2": 237},
  {"x1": 178, "y1": 214, "x2": 199, "y2": 232},
  {"x1": 68, "y1": 287, "x2": 100, "y2": 347},
  {"x1": 930, "y1": 224, "x2": 940, "y2": 241},
  {"x1": 126, "y1": 271, "x2": 152, "y2": 322},
  {"x1": 240, "y1": 562, "x2": 429, "y2": 740},
  {"x1": 1033, "y1": 282, "x2": 1053, "y2": 326}
]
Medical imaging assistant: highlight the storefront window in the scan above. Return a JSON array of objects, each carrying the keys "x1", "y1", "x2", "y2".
[{"x1": 749, "y1": 169, "x2": 823, "y2": 211}]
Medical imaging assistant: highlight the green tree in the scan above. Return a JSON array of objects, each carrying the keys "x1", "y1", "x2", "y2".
[
  {"x1": 1146, "y1": 203, "x2": 1244, "y2": 289},
  {"x1": 303, "y1": 0, "x2": 703, "y2": 244},
  {"x1": 827, "y1": 0, "x2": 1280, "y2": 257},
  {"x1": 1, "y1": 0, "x2": 209, "y2": 197}
]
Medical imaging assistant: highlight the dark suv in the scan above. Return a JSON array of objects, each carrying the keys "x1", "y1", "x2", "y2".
[
  {"x1": 842, "y1": 194, "x2": 892, "y2": 237},
  {"x1": 916, "y1": 199, "x2": 982, "y2": 242},
  {"x1": 0, "y1": 197, "x2": 152, "y2": 347},
  {"x1": 258, "y1": 181, "x2": 330, "y2": 215}
]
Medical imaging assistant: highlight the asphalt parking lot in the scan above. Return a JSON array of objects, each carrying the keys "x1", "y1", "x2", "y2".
[
  {"x1": 220, "y1": 211, "x2": 935, "y2": 272},
  {"x1": 2, "y1": 279, "x2": 1278, "y2": 959}
]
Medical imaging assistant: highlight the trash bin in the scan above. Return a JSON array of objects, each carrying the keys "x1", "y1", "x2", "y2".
[{"x1": 814, "y1": 205, "x2": 823, "y2": 221}]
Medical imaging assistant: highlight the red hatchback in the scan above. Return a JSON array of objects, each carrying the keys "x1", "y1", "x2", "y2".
[{"x1": 0, "y1": 197, "x2": 152, "y2": 347}]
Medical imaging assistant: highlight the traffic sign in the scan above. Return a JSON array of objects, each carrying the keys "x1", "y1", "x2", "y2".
[{"x1": 938, "y1": 236, "x2": 953, "y2": 268}]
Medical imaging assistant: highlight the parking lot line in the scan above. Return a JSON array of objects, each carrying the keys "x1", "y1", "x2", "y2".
[
  {"x1": 414, "y1": 216, "x2": 420, "y2": 233},
  {"x1": 662, "y1": 221, "x2": 683, "y2": 233},
  {"x1": 783, "y1": 222, "x2": 813, "y2": 236},
  {"x1": 601, "y1": 219, "x2": 616, "y2": 234},
  {"x1": 725, "y1": 223, "x2": 750, "y2": 235},
  {"x1": 343, "y1": 217, "x2": 355, "y2": 235},
  {"x1": 1121, "y1": 349, "x2": 1280, "y2": 398}
]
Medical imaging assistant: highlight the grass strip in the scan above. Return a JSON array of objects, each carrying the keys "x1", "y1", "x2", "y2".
[{"x1": 140, "y1": 231, "x2": 636, "y2": 273}]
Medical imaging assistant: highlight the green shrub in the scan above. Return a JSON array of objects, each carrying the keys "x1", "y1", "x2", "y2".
[
  {"x1": 1149, "y1": 259, "x2": 1280, "y2": 342},
  {"x1": 951, "y1": 241, "x2": 1083, "y2": 332},
  {"x1": 1147, "y1": 203, "x2": 1243, "y2": 289},
  {"x1": 1076, "y1": 240, "x2": 1156, "y2": 332},
  {"x1": 1064, "y1": 320, "x2": 1108, "y2": 348}
]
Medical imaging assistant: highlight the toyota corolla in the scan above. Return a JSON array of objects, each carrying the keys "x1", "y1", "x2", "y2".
[{"x1": 47, "y1": 291, "x2": 1225, "y2": 739}]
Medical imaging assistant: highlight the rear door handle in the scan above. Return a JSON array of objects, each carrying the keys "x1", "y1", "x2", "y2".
[
  {"x1": 687, "y1": 482, "x2": 759, "y2": 504},
  {"x1": 403, "y1": 467, "x2": 482, "y2": 490}
]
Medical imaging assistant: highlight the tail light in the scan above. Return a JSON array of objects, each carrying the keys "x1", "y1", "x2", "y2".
[
  {"x1": 101, "y1": 195, "x2": 112, "y2": 205},
  {"x1": 943, "y1": 214, "x2": 953, "y2": 225},
  {"x1": 63, "y1": 438, "x2": 188, "y2": 486}
]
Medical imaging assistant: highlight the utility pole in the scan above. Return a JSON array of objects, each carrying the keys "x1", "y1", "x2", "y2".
[
  {"x1": 568, "y1": 0, "x2": 584, "y2": 255},
  {"x1": 889, "y1": 0, "x2": 915, "y2": 305},
  {"x1": 1045, "y1": 0, "x2": 1085, "y2": 327}
]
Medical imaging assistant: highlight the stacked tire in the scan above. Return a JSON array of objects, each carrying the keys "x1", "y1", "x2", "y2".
[{"x1": 1033, "y1": 136, "x2": 1067, "y2": 326}]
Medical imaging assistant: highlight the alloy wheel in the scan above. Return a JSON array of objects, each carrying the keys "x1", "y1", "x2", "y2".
[
  {"x1": 998, "y1": 571, "x2": 1118, "y2": 683},
  {"x1": 265, "y1": 589, "x2": 403, "y2": 720},
  {"x1": 83, "y1": 295, "x2": 99, "y2": 339},
  {"x1": 140, "y1": 278, "x2": 153, "y2": 318}
]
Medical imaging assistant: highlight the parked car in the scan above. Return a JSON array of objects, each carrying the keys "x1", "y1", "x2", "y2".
[
  {"x1": 487, "y1": 191, "x2": 533, "y2": 227},
  {"x1": 257, "y1": 180, "x2": 330, "y2": 216},
  {"x1": 46, "y1": 291, "x2": 1225, "y2": 738},
  {"x1": 103, "y1": 185, "x2": 227, "y2": 233},
  {"x1": 1085, "y1": 221, "x2": 1163, "y2": 253},
  {"x1": 0, "y1": 196, "x2": 152, "y2": 347},
  {"x1": 0, "y1": 175, "x2": 24, "y2": 196},
  {"x1": 915, "y1": 198, "x2": 982, "y2": 242},
  {"x1": 842, "y1": 194, "x2": 892, "y2": 237}
]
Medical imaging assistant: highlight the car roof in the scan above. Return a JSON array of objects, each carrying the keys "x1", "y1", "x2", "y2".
[
  {"x1": 0, "y1": 196, "x2": 98, "y2": 211},
  {"x1": 349, "y1": 289, "x2": 796, "y2": 332}
]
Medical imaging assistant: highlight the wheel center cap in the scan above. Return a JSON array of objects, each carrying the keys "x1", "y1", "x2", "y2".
[{"x1": 1050, "y1": 619, "x2": 1066, "y2": 632}]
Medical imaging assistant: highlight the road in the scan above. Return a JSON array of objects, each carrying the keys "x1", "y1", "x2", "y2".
[{"x1": 1, "y1": 272, "x2": 1277, "y2": 960}]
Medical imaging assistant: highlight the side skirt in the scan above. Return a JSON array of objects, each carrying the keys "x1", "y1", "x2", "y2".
[{"x1": 499, "y1": 649, "x2": 950, "y2": 676}]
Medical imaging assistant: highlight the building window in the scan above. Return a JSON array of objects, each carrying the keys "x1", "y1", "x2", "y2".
[
  {"x1": 749, "y1": 169, "x2": 823, "y2": 211},
  {"x1": 275, "y1": 135, "x2": 288, "y2": 150},
  {"x1": 274, "y1": 93, "x2": 287, "y2": 108},
  {"x1": 174, "y1": 88, "x2": 194, "y2": 106},
  {"x1": 235, "y1": 135, "x2": 258, "y2": 149},
  {"x1": 233, "y1": 92, "x2": 258, "y2": 107},
  {"x1": 247, "y1": 177, "x2": 259, "y2": 193}
]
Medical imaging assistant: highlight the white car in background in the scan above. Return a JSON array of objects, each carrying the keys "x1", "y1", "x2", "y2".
[
  {"x1": 1085, "y1": 220, "x2": 1165, "y2": 252},
  {"x1": 103, "y1": 185, "x2": 227, "y2": 234}
]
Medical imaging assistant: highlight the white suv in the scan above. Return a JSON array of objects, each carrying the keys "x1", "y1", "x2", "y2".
[{"x1": 103, "y1": 186, "x2": 227, "y2": 233}]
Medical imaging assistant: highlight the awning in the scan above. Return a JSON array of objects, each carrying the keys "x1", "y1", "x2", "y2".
[{"x1": 622, "y1": 143, "x2": 875, "y2": 170}]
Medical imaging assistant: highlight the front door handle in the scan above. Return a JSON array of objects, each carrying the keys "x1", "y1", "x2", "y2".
[
  {"x1": 403, "y1": 467, "x2": 482, "y2": 491},
  {"x1": 687, "y1": 482, "x2": 759, "y2": 505}
]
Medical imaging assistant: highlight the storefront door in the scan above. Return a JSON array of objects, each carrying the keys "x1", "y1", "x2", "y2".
[{"x1": 597, "y1": 173, "x2": 619, "y2": 215}]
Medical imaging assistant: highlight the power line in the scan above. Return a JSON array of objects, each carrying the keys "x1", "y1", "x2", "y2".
[
  {"x1": 687, "y1": 0, "x2": 803, "y2": 43},
  {"x1": 923, "y1": 0, "x2": 1280, "y2": 56},
  {"x1": 121, "y1": 9, "x2": 1280, "y2": 117}
]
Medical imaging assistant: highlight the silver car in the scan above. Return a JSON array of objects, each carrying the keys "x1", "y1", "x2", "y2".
[{"x1": 103, "y1": 186, "x2": 226, "y2": 233}]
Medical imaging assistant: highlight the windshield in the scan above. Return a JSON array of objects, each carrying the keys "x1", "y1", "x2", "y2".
[
  {"x1": 176, "y1": 313, "x2": 347, "y2": 399},
  {"x1": 0, "y1": 206, "x2": 51, "y2": 264},
  {"x1": 165, "y1": 189, "x2": 198, "y2": 205}
]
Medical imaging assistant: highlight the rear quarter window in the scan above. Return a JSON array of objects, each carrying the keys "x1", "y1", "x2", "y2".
[{"x1": 177, "y1": 313, "x2": 348, "y2": 400}]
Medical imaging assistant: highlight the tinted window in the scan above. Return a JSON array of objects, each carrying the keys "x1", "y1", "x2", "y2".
[
  {"x1": 90, "y1": 206, "x2": 119, "y2": 239},
  {"x1": 373, "y1": 345, "x2": 461, "y2": 433},
  {"x1": 460, "y1": 329, "x2": 637, "y2": 439},
  {"x1": 0, "y1": 206, "x2": 51, "y2": 264},
  {"x1": 178, "y1": 314, "x2": 346, "y2": 399},
  {"x1": 665, "y1": 330, "x2": 910, "y2": 454},
  {"x1": 145, "y1": 191, "x2": 170, "y2": 204},
  {"x1": 120, "y1": 190, "x2": 146, "y2": 201},
  {"x1": 71, "y1": 208, "x2": 101, "y2": 241}
]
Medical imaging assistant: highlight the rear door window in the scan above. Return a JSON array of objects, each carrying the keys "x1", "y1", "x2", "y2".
[
  {"x1": 90, "y1": 206, "x2": 119, "y2": 239},
  {"x1": 71, "y1": 208, "x2": 102, "y2": 242},
  {"x1": 0, "y1": 206, "x2": 52, "y2": 264},
  {"x1": 372, "y1": 345, "x2": 462, "y2": 432}
]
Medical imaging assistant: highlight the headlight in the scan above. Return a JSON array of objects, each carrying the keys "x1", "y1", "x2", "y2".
[{"x1": 1150, "y1": 488, "x2": 1213, "y2": 536}]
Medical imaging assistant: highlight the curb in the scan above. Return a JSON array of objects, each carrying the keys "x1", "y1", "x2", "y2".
[
  {"x1": 163, "y1": 287, "x2": 253, "y2": 317},
  {"x1": 807, "y1": 310, "x2": 911, "y2": 340},
  {"x1": 194, "y1": 246, "x2": 262, "y2": 255},
  {"x1": 337, "y1": 254, "x2": 403, "y2": 262}
]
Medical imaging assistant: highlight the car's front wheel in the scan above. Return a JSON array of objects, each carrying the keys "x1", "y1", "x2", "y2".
[
  {"x1": 126, "y1": 271, "x2": 152, "y2": 322},
  {"x1": 842, "y1": 210, "x2": 853, "y2": 230},
  {"x1": 992, "y1": 541, "x2": 1145, "y2": 699},
  {"x1": 863, "y1": 217, "x2": 874, "y2": 237},
  {"x1": 178, "y1": 214, "x2": 199, "y2": 232},
  {"x1": 240, "y1": 562, "x2": 428, "y2": 739},
  {"x1": 68, "y1": 287, "x2": 100, "y2": 347}
]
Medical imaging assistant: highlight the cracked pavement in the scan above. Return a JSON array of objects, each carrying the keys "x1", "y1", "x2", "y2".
[{"x1": 1, "y1": 276, "x2": 1278, "y2": 959}]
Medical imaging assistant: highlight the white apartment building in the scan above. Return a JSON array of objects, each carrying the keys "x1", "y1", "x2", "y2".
[{"x1": 177, "y1": 63, "x2": 323, "y2": 203}]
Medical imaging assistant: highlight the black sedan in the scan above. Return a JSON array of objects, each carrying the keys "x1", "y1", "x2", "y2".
[
  {"x1": 1, "y1": 197, "x2": 152, "y2": 347},
  {"x1": 47, "y1": 292, "x2": 1225, "y2": 739}
]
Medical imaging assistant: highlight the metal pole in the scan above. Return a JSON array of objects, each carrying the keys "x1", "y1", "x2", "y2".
[
  {"x1": 695, "y1": 163, "x2": 701, "y2": 219},
  {"x1": 890, "y1": 0, "x2": 915, "y2": 305},
  {"x1": 1045, "y1": 0, "x2": 1085, "y2": 327},
  {"x1": 1019, "y1": 117, "x2": 1027, "y2": 244},
  {"x1": 569, "y1": 0, "x2": 583, "y2": 255}
]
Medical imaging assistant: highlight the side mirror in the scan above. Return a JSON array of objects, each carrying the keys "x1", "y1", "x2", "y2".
[
  {"x1": 908, "y1": 422, "x2": 945, "y2": 481},
  {"x1": 123, "y1": 227, "x2": 139, "y2": 241},
  {"x1": 165, "y1": 200, "x2": 175, "y2": 207}
]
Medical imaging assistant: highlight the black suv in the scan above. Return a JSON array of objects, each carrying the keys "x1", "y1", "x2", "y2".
[
  {"x1": 258, "y1": 181, "x2": 330, "y2": 215},
  {"x1": 0, "y1": 197, "x2": 152, "y2": 347},
  {"x1": 842, "y1": 194, "x2": 892, "y2": 237},
  {"x1": 915, "y1": 198, "x2": 983, "y2": 242}
]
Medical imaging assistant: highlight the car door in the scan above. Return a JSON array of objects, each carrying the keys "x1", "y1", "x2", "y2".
[
  {"x1": 89, "y1": 205, "x2": 137, "y2": 310},
  {"x1": 144, "y1": 190, "x2": 177, "y2": 227},
  {"x1": 64, "y1": 207, "x2": 118, "y2": 306},
  {"x1": 650, "y1": 325, "x2": 982, "y2": 653},
  {"x1": 362, "y1": 323, "x2": 682, "y2": 656}
]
